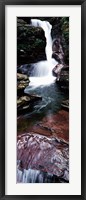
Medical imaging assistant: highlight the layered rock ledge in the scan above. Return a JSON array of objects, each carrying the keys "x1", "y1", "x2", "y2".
[{"x1": 17, "y1": 110, "x2": 69, "y2": 183}]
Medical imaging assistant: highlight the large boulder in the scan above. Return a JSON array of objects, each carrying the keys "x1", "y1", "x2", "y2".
[
  {"x1": 17, "y1": 133, "x2": 69, "y2": 183},
  {"x1": 17, "y1": 18, "x2": 46, "y2": 65}
]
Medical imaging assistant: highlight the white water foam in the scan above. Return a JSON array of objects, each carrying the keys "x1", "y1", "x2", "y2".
[
  {"x1": 17, "y1": 167, "x2": 53, "y2": 183},
  {"x1": 31, "y1": 19, "x2": 52, "y2": 62},
  {"x1": 29, "y1": 19, "x2": 58, "y2": 87}
]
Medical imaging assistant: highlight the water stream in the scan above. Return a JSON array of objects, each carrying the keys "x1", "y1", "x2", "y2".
[
  {"x1": 17, "y1": 19, "x2": 69, "y2": 183},
  {"x1": 23, "y1": 19, "x2": 67, "y2": 121}
]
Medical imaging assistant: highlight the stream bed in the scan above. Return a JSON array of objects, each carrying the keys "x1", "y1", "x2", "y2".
[
  {"x1": 17, "y1": 78, "x2": 68, "y2": 134},
  {"x1": 17, "y1": 77, "x2": 69, "y2": 183},
  {"x1": 17, "y1": 18, "x2": 69, "y2": 183}
]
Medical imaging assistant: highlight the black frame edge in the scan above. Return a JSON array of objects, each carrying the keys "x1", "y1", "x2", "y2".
[
  {"x1": 0, "y1": 0, "x2": 5, "y2": 199},
  {"x1": 0, "y1": 0, "x2": 86, "y2": 199},
  {"x1": 2, "y1": 0, "x2": 86, "y2": 5},
  {"x1": 81, "y1": 1, "x2": 86, "y2": 200}
]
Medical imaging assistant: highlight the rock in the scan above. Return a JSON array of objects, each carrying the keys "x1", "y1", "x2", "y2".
[
  {"x1": 52, "y1": 38, "x2": 64, "y2": 64},
  {"x1": 17, "y1": 73, "x2": 42, "y2": 114},
  {"x1": 17, "y1": 73, "x2": 30, "y2": 96},
  {"x1": 17, "y1": 96, "x2": 30, "y2": 111},
  {"x1": 17, "y1": 131, "x2": 69, "y2": 183},
  {"x1": 17, "y1": 17, "x2": 69, "y2": 65},
  {"x1": 34, "y1": 110, "x2": 69, "y2": 144},
  {"x1": 61, "y1": 100, "x2": 69, "y2": 111},
  {"x1": 62, "y1": 65, "x2": 69, "y2": 71},
  {"x1": 52, "y1": 38, "x2": 68, "y2": 83},
  {"x1": 28, "y1": 94, "x2": 42, "y2": 101},
  {"x1": 58, "y1": 70, "x2": 69, "y2": 82},
  {"x1": 17, "y1": 73, "x2": 29, "y2": 81},
  {"x1": 17, "y1": 64, "x2": 34, "y2": 76},
  {"x1": 52, "y1": 64, "x2": 63, "y2": 77},
  {"x1": 17, "y1": 110, "x2": 69, "y2": 182},
  {"x1": 56, "y1": 68, "x2": 69, "y2": 91},
  {"x1": 18, "y1": 110, "x2": 69, "y2": 144},
  {"x1": 17, "y1": 94, "x2": 42, "y2": 113},
  {"x1": 17, "y1": 96, "x2": 31, "y2": 104},
  {"x1": 52, "y1": 52, "x2": 63, "y2": 64},
  {"x1": 51, "y1": 17, "x2": 69, "y2": 65},
  {"x1": 17, "y1": 18, "x2": 46, "y2": 65}
]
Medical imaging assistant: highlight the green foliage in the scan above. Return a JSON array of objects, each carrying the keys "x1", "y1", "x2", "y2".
[
  {"x1": 61, "y1": 17, "x2": 69, "y2": 43},
  {"x1": 61, "y1": 17, "x2": 69, "y2": 64}
]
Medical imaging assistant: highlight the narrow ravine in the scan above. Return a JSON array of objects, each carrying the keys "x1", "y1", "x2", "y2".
[{"x1": 17, "y1": 18, "x2": 69, "y2": 183}]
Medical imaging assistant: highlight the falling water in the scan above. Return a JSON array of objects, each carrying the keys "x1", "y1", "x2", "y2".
[
  {"x1": 31, "y1": 19, "x2": 52, "y2": 61},
  {"x1": 29, "y1": 19, "x2": 58, "y2": 87},
  {"x1": 17, "y1": 167, "x2": 67, "y2": 183},
  {"x1": 17, "y1": 19, "x2": 69, "y2": 183},
  {"x1": 17, "y1": 167, "x2": 57, "y2": 183}
]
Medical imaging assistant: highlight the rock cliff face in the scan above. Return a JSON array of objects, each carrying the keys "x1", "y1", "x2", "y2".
[
  {"x1": 17, "y1": 17, "x2": 69, "y2": 183},
  {"x1": 17, "y1": 17, "x2": 69, "y2": 65},
  {"x1": 17, "y1": 19, "x2": 46, "y2": 65}
]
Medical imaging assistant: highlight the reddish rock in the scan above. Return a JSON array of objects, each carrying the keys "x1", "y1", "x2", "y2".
[
  {"x1": 17, "y1": 110, "x2": 69, "y2": 183},
  {"x1": 26, "y1": 110, "x2": 69, "y2": 144},
  {"x1": 17, "y1": 132, "x2": 69, "y2": 182}
]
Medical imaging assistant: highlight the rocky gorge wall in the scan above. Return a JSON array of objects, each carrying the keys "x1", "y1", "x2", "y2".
[
  {"x1": 17, "y1": 17, "x2": 69, "y2": 65},
  {"x1": 17, "y1": 17, "x2": 69, "y2": 183}
]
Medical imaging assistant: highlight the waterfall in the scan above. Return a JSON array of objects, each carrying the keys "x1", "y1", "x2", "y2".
[
  {"x1": 17, "y1": 167, "x2": 53, "y2": 183},
  {"x1": 31, "y1": 19, "x2": 52, "y2": 61},
  {"x1": 28, "y1": 19, "x2": 58, "y2": 88},
  {"x1": 17, "y1": 167, "x2": 64, "y2": 183}
]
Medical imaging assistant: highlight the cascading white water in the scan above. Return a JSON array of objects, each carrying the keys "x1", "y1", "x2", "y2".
[
  {"x1": 31, "y1": 19, "x2": 52, "y2": 62},
  {"x1": 17, "y1": 167, "x2": 54, "y2": 183},
  {"x1": 28, "y1": 19, "x2": 58, "y2": 88}
]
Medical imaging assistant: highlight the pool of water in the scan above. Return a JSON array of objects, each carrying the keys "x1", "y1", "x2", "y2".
[{"x1": 17, "y1": 78, "x2": 68, "y2": 134}]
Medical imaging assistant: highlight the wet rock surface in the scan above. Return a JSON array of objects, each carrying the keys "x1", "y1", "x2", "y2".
[
  {"x1": 17, "y1": 17, "x2": 69, "y2": 65},
  {"x1": 17, "y1": 73, "x2": 30, "y2": 96},
  {"x1": 17, "y1": 64, "x2": 34, "y2": 76},
  {"x1": 29, "y1": 110, "x2": 69, "y2": 144},
  {"x1": 17, "y1": 110, "x2": 69, "y2": 183},
  {"x1": 17, "y1": 17, "x2": 69, "y2": 183},
  {"x1": 52, "y1": 38, "x2": 64, "y2": 64},
  {"x1": 17, "y1": 133, "x2": 69, "y2": 183},
  {"x1": 61, "y1": 100, "x2": 69, "y2": 111},
  {"x1": 17, "y1": 73, "x2": 42, "y2": 113},
  {"x1": 17, "y1": 94, "x2": 42, "y2": 114},
  {"x1": 52, "y1": 64, "x2": 63, "y2": 78},
  {"x1": 56, "y1": 67, "x2": 69, "y2": 91},
  {"x1": 17, "y1": 18, "x2": 46, "y2": 65}
]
